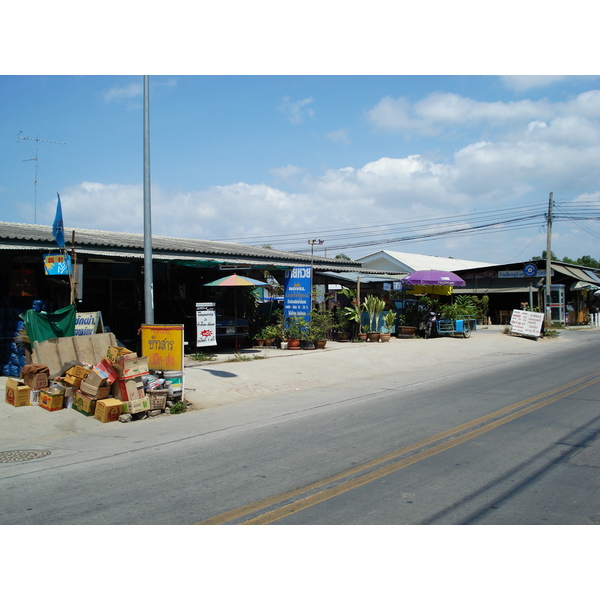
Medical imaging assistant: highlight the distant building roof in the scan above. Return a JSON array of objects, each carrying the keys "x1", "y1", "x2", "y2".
[{"x1": 357, "y1": 250, "x2": 497, "y2": 273}]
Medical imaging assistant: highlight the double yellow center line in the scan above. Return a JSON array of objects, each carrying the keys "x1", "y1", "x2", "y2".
[{"x1": 197, "y1": 372, "x2": 600, "y2": 525}]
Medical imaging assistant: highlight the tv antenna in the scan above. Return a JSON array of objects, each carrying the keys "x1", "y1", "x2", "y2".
[{"x1": 18, "y1": 131, "x2": 66, "y2": 223}]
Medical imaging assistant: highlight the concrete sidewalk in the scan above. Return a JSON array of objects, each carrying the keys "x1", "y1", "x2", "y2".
[{"x1": 1, "y1": 326, "x2": 597, "y2": 449}]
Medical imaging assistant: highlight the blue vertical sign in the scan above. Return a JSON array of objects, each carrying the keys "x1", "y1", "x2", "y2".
[{"x1": 284, "y1": 266, "x2": 312, "y2": 323}]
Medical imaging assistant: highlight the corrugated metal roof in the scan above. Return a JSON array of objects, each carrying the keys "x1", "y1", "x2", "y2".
[
  {"x1": 0, "y1": 221, "x2": 358, "y2": 270},
  {"x1": 358, "y1": 250, "x2": 496, "y2": 272}
]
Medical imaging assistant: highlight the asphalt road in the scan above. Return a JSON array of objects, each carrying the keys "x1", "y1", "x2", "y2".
[{"x1": 1, "y1": 329, "x2": 598, "y2": 525}]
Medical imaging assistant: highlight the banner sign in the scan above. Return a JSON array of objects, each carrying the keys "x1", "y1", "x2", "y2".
[
  {"x1": 499, "y1": 269, "x2": 548, "y2": 278},
  {"x1": 510, "y1": 309, "x2": 544, "y2": 338},
  {"x1": 75, "y1": 311, "x2": 104, "y2": 336},
  {"x1": 140, "y1": 324, "x2": 184, "y2": 371},
  {"x1": 43, "y1": 253, "x2": 72, "y2": 275},
  {"x1": 196, "y1": 302, "x2": 217, "y2": 347},
  {"x1": 284, "y1": 266, "x2": 312, "y2": 323}
]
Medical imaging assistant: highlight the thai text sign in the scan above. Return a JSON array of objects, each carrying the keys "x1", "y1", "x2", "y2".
[
  {"x1": 196, "y1": 302, "x2": 217, "y2": 347},
  {"x1": 141, "y1": 324, "x2": 184, "y2": 370},
  {"x1": 284, "y1": 266, "x2": 312, "y2": 322},
  {"x1": 75, "y1": 311, "x2": 104, "y2": 335},
  {"x1": 510, "y1": 309, "x2": 544, "y2": 338},
  {"x1": 43, "y1": 253, "x2": 72, "y2": 275}
]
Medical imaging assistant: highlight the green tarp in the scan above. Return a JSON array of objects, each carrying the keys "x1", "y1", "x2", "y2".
[{"x1": 20, "y1": 304, "x2": 77, "y2": 346}]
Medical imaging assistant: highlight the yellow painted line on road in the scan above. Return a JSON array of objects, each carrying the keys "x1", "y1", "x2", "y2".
[{"x1": 196, "y1": 372, "x2": 600, "y2": 525}]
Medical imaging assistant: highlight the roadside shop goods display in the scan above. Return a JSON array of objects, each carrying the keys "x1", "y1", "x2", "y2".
[
  {"x1": 5, "y1": 378, "x2": 31, "y2": 407},
  {"x1": 5, "y1": 344, "x2": 185, "y2": 423},
  {"x1": 39, "y1": 382, "x2": 65, "y2": 412}
]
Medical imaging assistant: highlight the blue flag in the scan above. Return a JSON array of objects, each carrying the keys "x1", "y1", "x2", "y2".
[{"x1": 52, "y1": 193, "x2": 65, "y2": 248}]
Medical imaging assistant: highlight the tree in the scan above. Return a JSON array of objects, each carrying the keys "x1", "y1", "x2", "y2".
[
  {"x1": 531, "y1": 251, "x2": 598, "y2": 268},
  {"x1": 335, "y1": 253, "x2": 351, "y2": 260}
]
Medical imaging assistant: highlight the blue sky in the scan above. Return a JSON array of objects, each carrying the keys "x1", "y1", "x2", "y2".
[{"x1": 2, "y1": 7, "x2": 599, "y2": 266}]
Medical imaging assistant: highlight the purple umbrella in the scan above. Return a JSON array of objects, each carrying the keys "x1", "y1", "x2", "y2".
[{"x1": 403, "y1": 269, "x2": 466, "y2": 287}]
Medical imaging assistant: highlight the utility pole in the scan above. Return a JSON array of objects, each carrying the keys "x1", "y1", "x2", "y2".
[
  {"x1": 545, "y1": 192, "x2": 553, "y2": 328},
  {"x1": 143, "y1": 76, "x2": 154, "y2": 324},
  {"x1": 18, "y1": 132, "x2": 66, "y2": 223},
  {"x1": 308, "y1": 239, "x2": 324, "y2": 310}
]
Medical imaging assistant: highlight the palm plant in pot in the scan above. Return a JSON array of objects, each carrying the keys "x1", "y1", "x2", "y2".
[
  {"x1": 362, "y1": 295, "x2": 386, "y2": 342},
  {"x1": 380, "y1": 309, "x2": 396, "y2": 342},
  {"x1": 343, "y1": 304, "x2": 362, "y2": 339}
]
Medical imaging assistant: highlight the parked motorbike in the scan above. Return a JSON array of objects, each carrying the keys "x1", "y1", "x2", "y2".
[{"x1": 418, "y1": 311, "x2": 438, "y2": 339}]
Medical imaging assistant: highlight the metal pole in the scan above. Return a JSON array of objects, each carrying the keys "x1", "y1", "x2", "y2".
[
  {"x1": 143, "y1": 75, "x2": 154, "y2": 324},
  {"x1": 545, "y1": 192, "x2": 553, "y2": 328}
]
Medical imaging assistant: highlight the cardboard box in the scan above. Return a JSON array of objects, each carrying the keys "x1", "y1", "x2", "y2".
[
  {"x1": 79, "y1": 381, "x2": 111, "y2": 399},
  {"x1": 112, "y1": 376, "x2": 145, "y2": 402},
  {"x1": 30, "y1": 390, "x2": 40, "y2": 406},
  {"x1": 20, "y1": 364, "x2": 50, "y2": 390},
  {"x1": 84, "y1": 368, "x2": 108, "y2": 390},
  {"x1": 113, "y1": 356, "x2": 149, "y2": 378},
  {"x1": 63, "y1": 387, "x2": 75, "y2": 409},
  {"x1": 94, "y1": 398, "x2": 123, "y2": 423},
  {"x1": 122, "y1": 397, "x2": 151, "y2": 414},
  {"x1": 95, "y1": 359, "x2": 119, "y2": 385},
  {"x1": 23, "y1": 372, "x2": 49, "y2": 391},
  {"x1": 39, "y1": 389, "x2": 64, "y2": 411},
  {"x1": 66, "y1": 365, "x2": 91, "y2": 380},
  {"x1": 64, "y1": 373, "x2": 83, "y2": 389},
  {"x1": 72, "y1": 391, "x2": 97, "y2": 417},
  {"x1": 6, "y1": 379, "x2": 31, "y2": 407},
  {"x1": 105, "y1": 346, "x2": 136, "y2": 364}
]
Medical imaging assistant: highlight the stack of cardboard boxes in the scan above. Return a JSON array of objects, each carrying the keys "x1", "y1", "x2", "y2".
[{"x1": 5, "y1": 345, "x2": 173, "y2": 423}]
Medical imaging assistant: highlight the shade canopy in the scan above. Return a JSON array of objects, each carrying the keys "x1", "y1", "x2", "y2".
[
  {"x1": 204, "y1": 273, "x2": 268, "y2": 287},
  {"x1": 403, "y1": 269, "x2": 466, "y2": 287}
]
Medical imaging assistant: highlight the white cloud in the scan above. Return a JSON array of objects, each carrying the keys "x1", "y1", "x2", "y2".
[
  {"x1": 326, "y1": 129, "x2": 350, "y2": 144},
  {"x1": 278, "y1": 96, "x2": 315, "y2": 124},
  {"x1": 102, "y1": 83, "x2": 143, "y2": 103},
  {"x1": 269, "y1": 164, "x2": 306, "y2": 180},
  {"x1": 50, "y1": 85, "x2": 600, "y2": 263}
]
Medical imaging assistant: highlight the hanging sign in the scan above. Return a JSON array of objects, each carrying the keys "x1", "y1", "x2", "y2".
[
  {"x1": 74, "y1": 311, "x2": 104, "y2": 335},
  {"x1": 196, "y1": 302, "x2": 217, "y2": 347},
  {"x1": 43, "y1": 253, "x2": 72, "y2": 275},
  {"x1": 284, "y1": 266, "x2": 312, "y2": 322},
  {"x1": 510, "y1": 309, "x2": 544, "y2": 338},
  {"x1": 140, "y1": 324, "x2": 184, "y2": 371}
]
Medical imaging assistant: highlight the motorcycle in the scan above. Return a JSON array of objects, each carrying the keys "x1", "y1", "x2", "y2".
[{"x1": 418, "y1": 311, "x2": 438, "y2": 339}]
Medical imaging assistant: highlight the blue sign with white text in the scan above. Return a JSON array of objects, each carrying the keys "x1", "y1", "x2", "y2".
[{"x1": 283, "y1": 266, "x2": 312, "y2": 324}]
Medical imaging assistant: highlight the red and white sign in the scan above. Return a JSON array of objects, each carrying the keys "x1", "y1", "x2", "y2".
[
  {"x1": 196, "y1": 302, "x2": 217, "y2": 347},
  {"x1": 510, "y1": 309, "x2": 544, "y2": 338}
]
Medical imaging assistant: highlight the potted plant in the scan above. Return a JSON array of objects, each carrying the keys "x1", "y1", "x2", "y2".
[
  {"x1": 253, "y1": 332, "x2": 265, "y2": 347},
  {"x1": 358, "y1": 323, "x2": 369, "y2": 342},
  {"x1": 308, "y1": 309, "x2": 334, "y2": 348},
  {"x1": 397, "y1": 302, "x2": 421, "y2": 337},
  {"x1": 343, "y1": 304, "x2": 362, "y2": 339},
  {"x1": 362, "y1": 295, "x2": 385, "y2": 342},
  {"x1": 334, "y1": 307, "x2": 352, "y2": 341},
  {"x1": 284, "y1": 315, "x2": 305, "y2": 349},
  {"x1": 380, "y1": 310, "x2": 396, "y2": 342},
  {"x1": 261, "y1": 324, "x2": 279, "y2": 347}
]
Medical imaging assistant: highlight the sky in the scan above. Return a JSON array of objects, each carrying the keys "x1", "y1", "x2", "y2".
[{"x1": 2, "y1": 5, "x2": 600, "y2": 269}]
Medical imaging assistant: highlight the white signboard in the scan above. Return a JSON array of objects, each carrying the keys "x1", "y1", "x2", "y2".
[
  {"x1": 75, "y1": 311, "x2": 104, "y2": 336},
  {"x1": 510, "y1": 309, "x2": 544, "y2": 338},
  {"x1": 196, "y1": 302, "x2": 217, "y2": 347}
]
